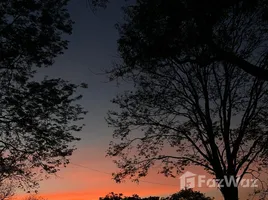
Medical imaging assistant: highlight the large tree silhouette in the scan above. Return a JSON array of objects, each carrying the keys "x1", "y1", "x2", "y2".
[
  {"x1": 102, "y1": 1, "x2": 268, "y2": 200},
  {"x1": 0, "y1": 0, "x2": 86, "y2": 190},
  {"x1": 89, "y1": 0, "x2": 268, "y2": 81}
]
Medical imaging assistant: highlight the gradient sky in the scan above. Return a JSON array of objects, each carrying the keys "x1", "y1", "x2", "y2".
[{"x1": 14, "y1": 1, "x2": 260, "y2": 200}]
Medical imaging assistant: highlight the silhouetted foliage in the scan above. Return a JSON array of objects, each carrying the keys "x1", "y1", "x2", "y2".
[
  {"x1": 100, "y1": 192, "x2": 124, "y2": 200},
  {"x1": 164, "y1": 188, "x2": 214, "y2": 200},
  {"x1": 0, "y1": 0, "x2": 73, "y2": 68},
  {"x1": 99, "y1": 192, "x2": 141, "y2": 200},
  {"x1": 0, "y1": 181, "x2": 15, "y2": 200},
  {"x1": 142, "y1": 197, "x2": 160, "y2": 200},
  {"x1": 100, "y1": 189, "x2": 213, "y2": 200},
  {"x1": 0, "y1": 0, "x2": 86, "y2": 191},
  {"x1": 104, "y1": 1, "x2": 268, "y2": 200},
  {"x1": 23, "y1": 194, "x2": 47, "y2": 200},
  {"x1": 88, "y1": 0, "x2": 110, "y2": 9},
  {"x1": 90, "y1": 0, "x2": 268, "y2": 80}
]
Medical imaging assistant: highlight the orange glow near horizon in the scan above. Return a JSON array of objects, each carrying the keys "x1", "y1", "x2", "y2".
[
  {"x1": 14, "y1": 164, "x2": 219, "y2": 200},
  {"x1": 16, "y1": 184, "x2": 218, "y2": 200},
  {"x1": 13, "y1": 147, "x2": 257, "y2": 200}
]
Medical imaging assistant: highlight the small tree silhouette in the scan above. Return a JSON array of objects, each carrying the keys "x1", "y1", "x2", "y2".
[
  {"x1": 23, "y1": 195, "x2": 47, "y2": 200},
  {"x1": 166, "y1": 188, "x2": 214, "y2": 200}
]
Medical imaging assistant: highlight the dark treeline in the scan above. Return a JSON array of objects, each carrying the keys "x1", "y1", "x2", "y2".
[{"x1": 99, "y1": 188, "x2": 214, "y2": 200}]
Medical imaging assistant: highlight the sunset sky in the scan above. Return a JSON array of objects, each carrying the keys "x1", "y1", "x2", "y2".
[{"x1": 13, "y1": 1, "x2": 258, "y2": 199}]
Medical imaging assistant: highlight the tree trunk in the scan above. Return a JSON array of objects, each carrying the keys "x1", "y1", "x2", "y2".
[{"x1": 221, "y1": 186, "x2": 239, "y2": 200}]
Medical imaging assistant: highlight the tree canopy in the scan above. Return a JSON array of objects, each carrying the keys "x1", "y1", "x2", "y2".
[
  {"x1": 0, "y1": 0, "x2": 86, "y2": 190},
  {"x1": 166, "y1": 189, "x2": 214, "y2": 200},
  {"x1": 89, "y1": 0, "x2": 268, "y2": 81}
]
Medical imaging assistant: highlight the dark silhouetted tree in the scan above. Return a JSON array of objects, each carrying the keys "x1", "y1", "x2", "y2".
[
  {"x1": 0, "y1": 0, "x2": 86, "y2": 191},
  {"x1": 89, "y1": 0, "x2": 268, "y2": 81},
  {"x1": 104, "y1": 1, "x2": 268, "y2": 200},
  {"x1": 0, "y1": 181, "x2": 15, "y2": 200},
  {"x1": 99, "y1": 192, "x2": 141, "y2": 200},
  {"x1": 164, "y1": 188, "x2": 214, "y2": 200},
  {"x1": 23, "y1": 194, "x2": 47, "y2": 200},
  {"x1": 100, "y1": 192, "x2": 124, "y2": 200}
]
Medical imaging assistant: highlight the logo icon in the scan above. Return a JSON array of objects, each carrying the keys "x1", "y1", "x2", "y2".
[{"x1": 179, "y1": 171, "x2": 197, "y2": 189}]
